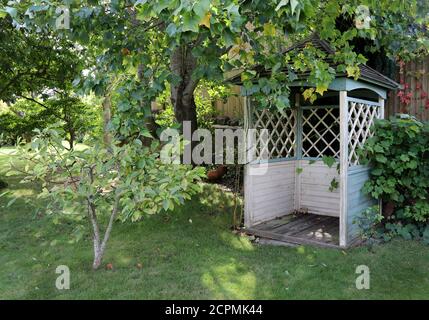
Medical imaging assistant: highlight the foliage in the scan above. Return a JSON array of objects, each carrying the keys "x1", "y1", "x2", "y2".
[
  {"x1": 353, "y1": 205, "x2": 384, "y2": 246},
  {"x1": 6, "y1": 127, "x2": 205, "y2": 269},
  {"x1": 358, "y1": 115, "x2": 429, "y2": 244},
  {"x1": 383, "y1": 221, "x2": 429, "y2": 244},
  {"x1": 0, "y1": 16, "x2": 81, "y2": 103},
  {"x1": 360, "y1": 115, "x2": 429, "y2": 223},
  {"x1": 3, "y1": 0, "x2": 428, "y2": 142},
  {"x1": 0, "y1": 97, "x2": 101, "y2": 147},
  {"x1": 156, "y1": 81, "x2": 228, "y2": 130},
  {"x1": 0, "y1": 99, "x2": 44, "y2": 144}
]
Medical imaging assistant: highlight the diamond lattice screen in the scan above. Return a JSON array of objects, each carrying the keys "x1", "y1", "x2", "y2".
[
  {"x1": 252, "y1": 108, "x2": 296, "y2": 160},
  {"x1": 348, "y1": 100, "x2": 381, "y2": 166},
  {"x1": 301, "y1": 107, "x2": 340, "y2": 158}
]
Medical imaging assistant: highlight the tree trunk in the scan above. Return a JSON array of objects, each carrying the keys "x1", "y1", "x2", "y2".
[
  {"x1": 92, "y1": 243, "x2": 103, "y2": 270},
  {"x1": 68, "y1": 129, "x2": 75, "y2": 150},
  {"x1": 102, "y1": 96, "x2": 112, "y2": 146},
  {"x1": 170, "y1": 45, "x2": 199, "y2": 134}
]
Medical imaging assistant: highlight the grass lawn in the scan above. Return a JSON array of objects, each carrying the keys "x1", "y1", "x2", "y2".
[{"x1": 0, "y1": 147, "x2": 428, "y2": 299}]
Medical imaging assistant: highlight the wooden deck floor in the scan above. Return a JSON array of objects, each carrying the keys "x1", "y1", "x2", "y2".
[{"x1": 245, "y1": 214, "x2": 340, "y2": 248}]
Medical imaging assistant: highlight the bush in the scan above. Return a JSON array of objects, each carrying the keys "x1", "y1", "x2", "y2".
[{"x1": 359, "y1": 115, "x2": 429, "y2": 243}]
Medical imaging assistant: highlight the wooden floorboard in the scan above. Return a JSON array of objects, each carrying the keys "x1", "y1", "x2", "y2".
[
  {"x1": 271, "y1": 214, "x2": 318, "y2": 233},
  {"x1": 256, "y1": 215, "x2": 294, "y2": 231},
  {"x1": 245, "y1": 213, "x2": 340, "y2": 248},
  {"x1": 284, "y1": 215, "x2": 333, "y2": 236}
]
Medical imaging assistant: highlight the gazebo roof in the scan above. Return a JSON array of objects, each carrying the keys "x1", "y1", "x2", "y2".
[{"x1": 230, "y1": 34, "x2": 400, "y2": 91}]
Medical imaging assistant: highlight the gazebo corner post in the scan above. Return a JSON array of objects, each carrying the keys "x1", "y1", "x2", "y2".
[
  {"x1": 379, "y1": 96, "x2": 385, "y2": 120},
  {"x1": 243, "y1": 96, "x2": 253, "y2": 228},
  {"x1": 294, "y1": 93, "x2": 302, "y2": 211},
  {"x1": 378, "y1": 96, "x2": 385, "y2": 217},
  {"x1": 339, "y1": 91, "x2": 349, "y2": 247}
]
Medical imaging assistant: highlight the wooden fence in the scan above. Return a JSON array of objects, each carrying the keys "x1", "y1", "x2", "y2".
[
  {"x1": 385, "y1": 56, "x2": 429, "y2": 121},
  {"x1": 214, "y1": 85, "x2": 244, "y2": 119}
]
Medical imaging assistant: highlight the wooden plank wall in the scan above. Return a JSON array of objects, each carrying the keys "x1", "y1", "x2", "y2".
[
  {"x1": 245, "y1": 161, "x2": 296, "y2": 226},
  {"x1": 298, "y1": 160, "x2": 340, "y2": 217},
  {"x1": 346, "y1": 167, "x2": 377, "y2": 242},
  {"x1": 385, "y1": 57, "x2": 429, "y2": 121}
]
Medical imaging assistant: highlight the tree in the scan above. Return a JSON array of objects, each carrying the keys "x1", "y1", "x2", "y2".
[
  {"x1": 0, "y1": 96, "x2": 100, "y2": 148},
  {"x1": 0, "y1": 16, "x2": 81, "y2": 103},
  {"x1": 3, "y1": 0, "x2": 428, "y2": 139},
  {"x1": 8, "y1": 128, "x2": 205, "y2": 269}
]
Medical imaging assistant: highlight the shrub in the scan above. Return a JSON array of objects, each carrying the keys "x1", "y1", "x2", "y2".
[{"x1": 359, "y1": 115, "x2": 429, "y2": 243}]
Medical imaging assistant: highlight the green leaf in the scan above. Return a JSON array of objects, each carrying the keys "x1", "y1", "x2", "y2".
[
  {"x1": 371, "y1": 168, "x2": 383, "y2": 176},
  {"x1": 290, "y1": 0, "x2": 299, "y2": 15},
  {"x1": 375, "y1": 154, "x2": 387, "y2": 164},
  {"x1": 322, "y1": 156, "x2": 336, "y2": 168},
  {"x1": 166, "y1": 23, "x2": 177, "y2": 37},
  {"x1": 275, "y1": 0, "x2": 289, "y2": 11},
  {"x1": 263, "y1": 23, "x2": 276, "y2": 37},
  {"x1": 0, "y1": 190, "x2": 9, "y2": 198},
  {"x1": 193, "y1": 0, "x2": 211, "y2": 18},
  {"x1": 162, "y1": 199, "x2": 170, "y2": 211},
  {"x1": 182, "y1": 12, "x2": 200, "y2": 33}
]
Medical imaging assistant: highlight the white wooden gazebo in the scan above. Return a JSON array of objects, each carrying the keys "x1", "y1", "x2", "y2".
[{"x1": 239, "y1": 36, "x2": 399, "y2": 248}]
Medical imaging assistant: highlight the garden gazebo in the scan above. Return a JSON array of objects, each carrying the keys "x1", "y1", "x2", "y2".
[{"x1": 240, "y1": 35, "x2": 399, "y2": 248}]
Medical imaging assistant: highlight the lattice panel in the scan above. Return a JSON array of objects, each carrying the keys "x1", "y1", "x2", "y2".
[
  {"x1": 348, "y1": 100, "x2": 381, "y2": 166},
  {"x1": 302, "y1": 107, "x2": 340, "y2": 158},
  {"x1": 252, "y1": 108, "x2": 296, "y2": 160}
]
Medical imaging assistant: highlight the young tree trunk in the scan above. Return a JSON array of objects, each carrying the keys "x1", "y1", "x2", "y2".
[
  {"x1": 86, "y1": 166, "x2": 121, "y2": 271},
  {"x1": 92, "y1": 244, "x2": 103, "y2": 270},
  {"x1": 170, "y1": 45, "x2": 199, "y2": 134}
]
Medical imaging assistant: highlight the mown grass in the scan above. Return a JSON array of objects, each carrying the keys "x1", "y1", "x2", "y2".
[{"x1": 0, "y1": 148, "x2": 428, "y2": 299}]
